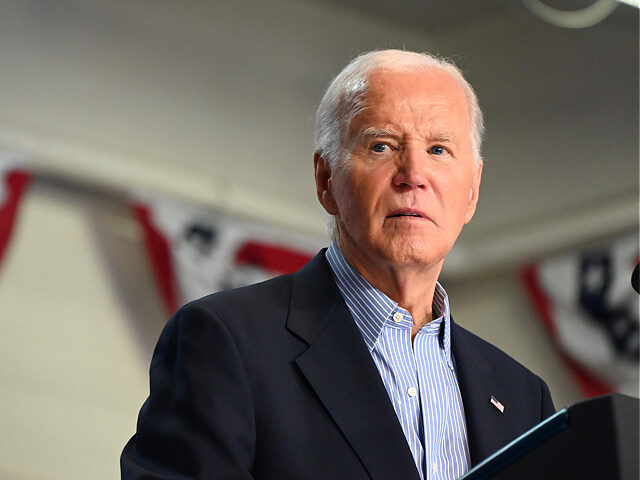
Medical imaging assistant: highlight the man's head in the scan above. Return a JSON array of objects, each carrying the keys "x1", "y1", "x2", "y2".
[
  {"x1": 314, "y1": 49, "x2": 483, "y2": 274},
  {"x1": 315, "y1": 50, "x2": 484, "y2": 170}
]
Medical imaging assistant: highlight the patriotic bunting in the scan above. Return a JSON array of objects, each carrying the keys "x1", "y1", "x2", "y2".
[
  {"x1": 521, "y1": 233, "x2": 639, "y2": 397},
  {"x1": 131, "y1": 195, "x2": 323, "y2": 315}
]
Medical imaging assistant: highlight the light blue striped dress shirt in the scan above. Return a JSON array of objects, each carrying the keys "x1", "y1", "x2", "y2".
[{"x1": 326, "y1": 243, "x2": 471, "y2": 480}]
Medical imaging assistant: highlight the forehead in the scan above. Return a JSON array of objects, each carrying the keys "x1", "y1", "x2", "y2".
[{"x1": 349, "y1": 68, "x2": 470, "y2": 136}]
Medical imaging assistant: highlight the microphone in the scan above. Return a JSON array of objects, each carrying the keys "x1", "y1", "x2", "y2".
[{"x1": 632, "y1": 263, "x2": 639, "y2": 294}]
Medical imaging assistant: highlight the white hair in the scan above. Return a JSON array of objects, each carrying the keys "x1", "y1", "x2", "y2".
[
  {"x1": 314, "y1": 49, "x2": 485, "y2": 239},
  {"x1": 314, "y1": 49, "x2": 484, "y2": 168}
]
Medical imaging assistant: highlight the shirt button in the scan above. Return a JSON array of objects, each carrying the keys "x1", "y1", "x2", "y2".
[
  {"x1": 407, "y1": 387, "x2": 418, "y2": 397},
  {"x1": 392, "y1": 312, "x2": 403, "y2": 323}
]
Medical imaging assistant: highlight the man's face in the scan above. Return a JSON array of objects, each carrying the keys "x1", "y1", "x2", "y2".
[{"x1": 315, "y1": 68, "x2": 482, "y2": 272}]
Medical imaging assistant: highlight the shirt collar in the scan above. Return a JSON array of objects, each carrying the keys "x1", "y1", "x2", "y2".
[{"x1": 325, "y1": 243, "x2": 454, "y2": 370}]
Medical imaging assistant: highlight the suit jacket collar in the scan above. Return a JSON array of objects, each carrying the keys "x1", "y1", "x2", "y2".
[
  {"x1": 285, "y1": 250, "x2": 513, "y2": 472},
  {"x1": 287, "y1": 250, "x2": 421, "y2": 480},
  {"x1": 451, "y1": 320, "x2": 513, "y2": 465}
]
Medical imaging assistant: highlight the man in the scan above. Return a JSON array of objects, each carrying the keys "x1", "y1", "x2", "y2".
[{"x1": 122, "y1": 50, "x2": 555, "y2": 480}]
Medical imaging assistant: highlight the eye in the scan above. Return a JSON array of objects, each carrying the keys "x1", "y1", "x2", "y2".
[
  {"x1": 428, "y1": 145, "x2": 447, "y2": 155},
  {"x1": 371, "y1": 143, "x2": 389, "y2": 153}
]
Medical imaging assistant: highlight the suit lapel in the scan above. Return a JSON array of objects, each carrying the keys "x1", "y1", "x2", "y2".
[
  {"x1": 451, "y1": 320, "x2": 513, "y2": 465},
  {"x1": 287, "y1": 252, "x2": 420, "y2": 480}
]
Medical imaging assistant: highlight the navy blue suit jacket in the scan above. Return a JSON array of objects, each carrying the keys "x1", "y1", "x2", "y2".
[{"x1": 122, "y1": 250, "x2": 555, "y2": 479}]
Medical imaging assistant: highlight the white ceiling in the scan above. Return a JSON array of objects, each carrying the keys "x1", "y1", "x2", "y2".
[{"x1": 0, "y1": 0, "x2": 637, "y2": 274}]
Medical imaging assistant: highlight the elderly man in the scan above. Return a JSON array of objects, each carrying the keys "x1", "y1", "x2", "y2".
[{"x1": 122, "y1": 50, "x2": 555, "y2": 480}]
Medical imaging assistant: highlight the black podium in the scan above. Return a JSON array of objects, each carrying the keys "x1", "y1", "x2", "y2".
[{"x1": 460, "y1": 394, "x2": 639, "y2": 480}]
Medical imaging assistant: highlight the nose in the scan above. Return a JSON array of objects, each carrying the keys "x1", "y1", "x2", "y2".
[{"x1": 392, "y1": 145, "x2": 427, "y2": 190}]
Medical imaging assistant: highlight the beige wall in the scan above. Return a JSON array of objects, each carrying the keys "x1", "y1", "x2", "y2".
[{"x1": 0, "y1": 186, "x2": 140, "y2": 478}]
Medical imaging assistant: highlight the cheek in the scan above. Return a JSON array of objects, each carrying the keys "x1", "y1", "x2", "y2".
[
  {"x1": 333, "y1": 181, "x2": 355, "y2": 215},
  {"x1": 447, "y1": 190, "x2": 474, "y2": 226},
  {"x1": 333, "y1": 165, "x2": 390, "y2": 226},
  {"x1": 351, "y1": 182, "x2": 385, "y2": 222}
]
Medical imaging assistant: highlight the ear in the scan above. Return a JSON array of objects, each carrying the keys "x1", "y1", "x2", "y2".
[
  {"x1": 313, "y1": 151, "x2": 339, "y2": 215},
  {"x1": 464, "y1": 161, "x2": 483, "y2": 224}
]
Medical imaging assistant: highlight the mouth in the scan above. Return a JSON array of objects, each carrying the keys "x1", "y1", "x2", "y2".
[{"x1": 386, "y1": 209, "x2": 428, "y2": 220}]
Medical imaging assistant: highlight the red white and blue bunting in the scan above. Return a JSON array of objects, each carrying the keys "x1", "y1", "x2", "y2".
[
  {"x1": 131, "y1": 194, "x2": 323, "y2": 315},
  {"x1": 521, "y1": 233, "x2": 639, "y2": 397}
]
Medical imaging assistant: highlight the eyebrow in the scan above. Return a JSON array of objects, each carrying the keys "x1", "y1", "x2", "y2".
[
  {"x1": 361, "y1": 127, "x2": 457, "y2": 145},
  {"x1": 361, "y1": 127, "x2": 398, "y2": 138},
  {"x1": 430, "y1": 133, "x2": 457, "y2": 144}
]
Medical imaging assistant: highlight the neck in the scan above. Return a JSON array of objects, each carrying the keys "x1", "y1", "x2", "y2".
[{"x1": 335, "y1": 239, "x2": 442, "y2": 334}]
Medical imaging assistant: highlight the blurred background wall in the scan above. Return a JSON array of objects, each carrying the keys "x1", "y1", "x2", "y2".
[{"x1": 0, "y1": 0, "x2": 637, "y2": 478}]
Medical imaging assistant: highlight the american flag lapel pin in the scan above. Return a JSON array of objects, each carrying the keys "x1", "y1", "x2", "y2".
[{"x1": 490, "y1": 395, "x2": 505, "y2": 414}]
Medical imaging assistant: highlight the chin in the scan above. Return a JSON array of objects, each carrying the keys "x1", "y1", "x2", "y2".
[{"x1": 379, "y1": 237, "x2": 443, "y2": 267}]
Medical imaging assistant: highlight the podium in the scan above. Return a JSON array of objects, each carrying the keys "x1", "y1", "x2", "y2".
[{"x1": 460, "y1": 394, "x2": 639, "y2": 480}]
